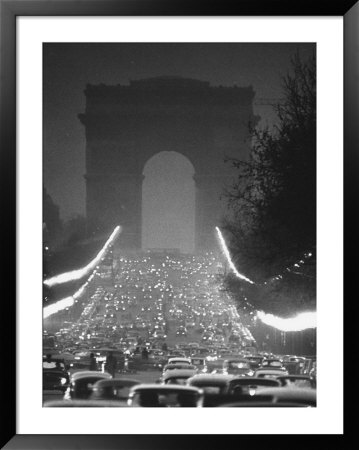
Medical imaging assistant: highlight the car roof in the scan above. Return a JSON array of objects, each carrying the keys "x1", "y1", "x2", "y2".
[
  {"x1": 187, "y1": 374, "x2": 234, "y2": 384},
  {"x1": 164, "y1": 363, "x2": 196, "y2": 370},
  {"x1": 92, "y1": 378, "x2": 141, "y2": 388},
  {"x1": 215, "y1": 402, "x2": 309, "y2": 407},
  {"x1": 262, "y1": 358, "x2": 283, "y2": 362},
  {"x1": 168, "y1": 357, "x2": 191, "y2": 362},
  {"x1": 229, "y1": 376, "x2": 281, "y2": 384},
  {"x1": 225, "y1": 358, "x2": 250, "y2": 363},
  {"x1": 130, "y1": 384, "x2": 202, "y2": 393},
  {"x1": 70, "y1": 371, "x2": 112, "y2": 381},
  {"x1": 276, "y1": 375, "x2": 311, "y2": 380},
  {"x1": 163, "y1": 369, "x2": 197, "y2": 379},
  {"x1": 44, "y1": 399, "x2": 127, "y2": 407},
  {"x1": 257, "y1": 387, "x2": 316, "y2": 401},
  {"x1": 255, "y1": 369, "x2": 287, "y2": 374}
]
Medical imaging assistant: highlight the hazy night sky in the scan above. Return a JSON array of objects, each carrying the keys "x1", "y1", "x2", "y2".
[{"x1": 43, "y1": 43, "x2": 315, "y2": 235}]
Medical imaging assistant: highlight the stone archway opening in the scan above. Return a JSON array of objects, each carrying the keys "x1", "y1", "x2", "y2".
[{"x1": 142, "y1": 151, "x2": 195, "y2": 254}]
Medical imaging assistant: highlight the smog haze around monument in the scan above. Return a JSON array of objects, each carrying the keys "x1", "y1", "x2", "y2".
[{"x1": 43, "y1": 43, "x2": 314, "y2": 254}]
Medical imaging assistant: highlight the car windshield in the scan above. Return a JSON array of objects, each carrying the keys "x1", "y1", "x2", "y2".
[
  {"x1": 283, "y1": 379, "x2": 312, "y2": 388},
  {"x1": 191, "y1": 359, "x2": 204, "y2": 365}
]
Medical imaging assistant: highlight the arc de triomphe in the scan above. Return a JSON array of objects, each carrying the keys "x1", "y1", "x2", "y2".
[{"x1": 79, "y1": 77, "x2": 256, "y2": 252}]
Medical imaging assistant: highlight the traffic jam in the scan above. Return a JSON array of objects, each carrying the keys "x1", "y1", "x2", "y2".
[{"x1": 43, "y1": 251, "x2": 316, "y2": 408}]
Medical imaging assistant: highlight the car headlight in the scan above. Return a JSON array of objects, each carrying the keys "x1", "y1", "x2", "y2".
[{"x1": 60, "y1": 377, "x2": 67, "y2": 385}]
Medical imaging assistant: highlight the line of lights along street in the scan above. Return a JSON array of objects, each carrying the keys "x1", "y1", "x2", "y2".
[
  {"x1": 43, "y1": 225, "x2": 316, "y2": 332},
  {"x1": 43, "y1": 226, "x2": 121, "y2": 288}
]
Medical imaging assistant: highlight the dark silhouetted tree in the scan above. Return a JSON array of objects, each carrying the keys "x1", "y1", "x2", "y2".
[{"x1": 223, "y1": 52, "x2": 316, "y2": 315}]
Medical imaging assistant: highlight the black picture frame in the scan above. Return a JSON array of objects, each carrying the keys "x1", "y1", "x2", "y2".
[{"x1": 1, "y1": 1, "x2": 357, "y2": 448}]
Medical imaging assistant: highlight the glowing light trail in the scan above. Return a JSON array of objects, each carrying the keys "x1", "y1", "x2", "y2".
[
  {"x1": 215, "y1": 227, "x2": 316, "y2": 331},
  {"x1": 43, "y1": 268, "x2": 97, "y2": 319},
  {"x1": 44, "y1": 226, "x2": 121, "y2": 288},
  {"x1": 256, "y1": 310, "x2": 316, "y2": 332},
  {"x1": 215, "y1": 226, "x2": 254, "y2": 284},
  {"x1": 43, "y1": 295, "x2": 74, "y2": 319}
]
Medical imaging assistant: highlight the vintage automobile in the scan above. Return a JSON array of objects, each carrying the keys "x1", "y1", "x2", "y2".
[
  {"x1": 43, "y1": 369, "x2": 70, "y2": 392},
  {"x1": 161, "y1": 369, "x2": 198, "y2": 385},
  {"x1": 90, "y1": 378, "x2": 141, "y2": 401},
  {"x1": 186, "y1": 374, "x2": 234, "y2": 395},
  {"x1": 167, "y1": 357, "x2": 191, "y2": 365},
  {"x1": 44, "y1": 399, "x2": 126, "y2": 407},
  {"x1": 190, "y1": 357, "x2": 208, "y2": 373},
  {"x1": 245, "y1": 356, "x2": 265, "y2": 370},
  {"x1": 63, "y1": 371, "x2": 112, "y2": 400},
  {"x1": 128, "y1": 384, "x2": 204, "y2": 407},
  {"x1": 227, "y1": 376, "x2": 281, "y2": 395},
  {"x1": 162, "y1": 363, "x2": 197, "y2": 376},
  {"x1": 215, "y1": 401, "x2": 310, "y2": 407},
  {"x1": 43, "y1": 358, "x2": 70, "y2": 392},
  {"x1": 259, "y1": 358, "x2": 287, "y2": 371},
  {"x1": 223, "y1": 359, "x2": 254, "y2": 377},
  {"x1": 254, "y1": 387, "x2": 317, "y2": 406}
]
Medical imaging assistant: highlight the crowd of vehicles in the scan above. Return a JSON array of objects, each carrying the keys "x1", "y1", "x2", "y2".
[
  {"x1": 43, "y1": 346, "x2": 316, "y2": 407},
  {"x1": 43, "y1": 251, "x2": 316, "y2": 407}
]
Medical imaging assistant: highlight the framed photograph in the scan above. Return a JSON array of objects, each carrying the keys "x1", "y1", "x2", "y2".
[{"x1": 1, "y1": 0, "x2": 357, "y2": 448}]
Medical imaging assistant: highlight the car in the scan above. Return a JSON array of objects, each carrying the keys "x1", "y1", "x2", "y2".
[
  {"x1": 201, "y1": 333, "x2": 213, "y2": 343},
  {"x1": 44, "y1": 399, "x2": 126, "y2": 407},
  {"x1": 227, "y1": 376, "x2": 281, "y2": 395},
  {"x1": 223, "y1": 359, "x2": 254, "y2": 377},
  {"x1": 43, "y1": 369, "x2": 70, "y2": 392},
  {"x1": 260, "y1": 358, "x2": 286, "y2": 371},
  {"x1": 90, "y1": 378, "x2": 141, "y2": 401},
  {"x1": 213, "y1": 335, "x2": 225, "y2": 345},
  {"x1": 152, "y1": 331, "x2": 167, "y2": 340},
  {"x1": 245, "y1": 356, "x2": 265, "y2": 370},
  {"x1": 188, "y1": 342, "x2": 200, "y2": 349},
  {"x1": 64, "y1": 371, "x2": 112, "y2": 400},
  {"x1": 186, "y1": 374, "x2": 234, "y2": 395},
  {"x1": 176, "y1": 327, "x2": 188, "y2": 336},
  {"x1": 167, "y1": 357, "x2": 191, "y2": 365},
  {"x1": 161, "y1": 369, "x2": 198, "y2": 385},
  {"x1": 255, "y1": 387, "x2": 316, "y2": 406},
  {"x1": 162, "y1": 363, "x2": 197, "y2": 375},
  {"x1": 189, "y1": 357, "x2": 208, "y2": 373},
  {"x1": 282, "y1": 357, "x2": 306, "y2": 375},
  {"x1": 128, "y1": 384, "x2": 204, "y2": 407},
  {"x1": 215, "y1": 401, "x2": 310, "y2": 407}
]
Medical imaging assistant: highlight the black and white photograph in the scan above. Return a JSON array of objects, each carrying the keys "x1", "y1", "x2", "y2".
[{"x1": 42, "y1": 43, "x2": 317, "y2": 409}]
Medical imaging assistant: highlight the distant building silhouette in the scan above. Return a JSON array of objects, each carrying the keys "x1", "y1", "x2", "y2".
[{"x1": 79, "y1": 77, "x2": 257, "y2": 251}]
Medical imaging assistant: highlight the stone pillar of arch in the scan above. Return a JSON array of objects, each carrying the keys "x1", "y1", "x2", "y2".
[
  {"x1": 79, "y1": 77, "x2": 257, "y2": 252},
  {"x1": 85, "y1": 172, "x2": 144, "y2": 249}
]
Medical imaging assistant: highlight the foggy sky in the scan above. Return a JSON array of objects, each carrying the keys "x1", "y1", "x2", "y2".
[{"x1": 43, "y1": 43, "x2": 315, "y2": 225}]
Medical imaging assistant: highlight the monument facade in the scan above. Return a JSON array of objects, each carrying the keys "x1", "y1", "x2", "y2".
[{"x1": 79, "y1": 77, "x2": 256, "y2": 251}]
